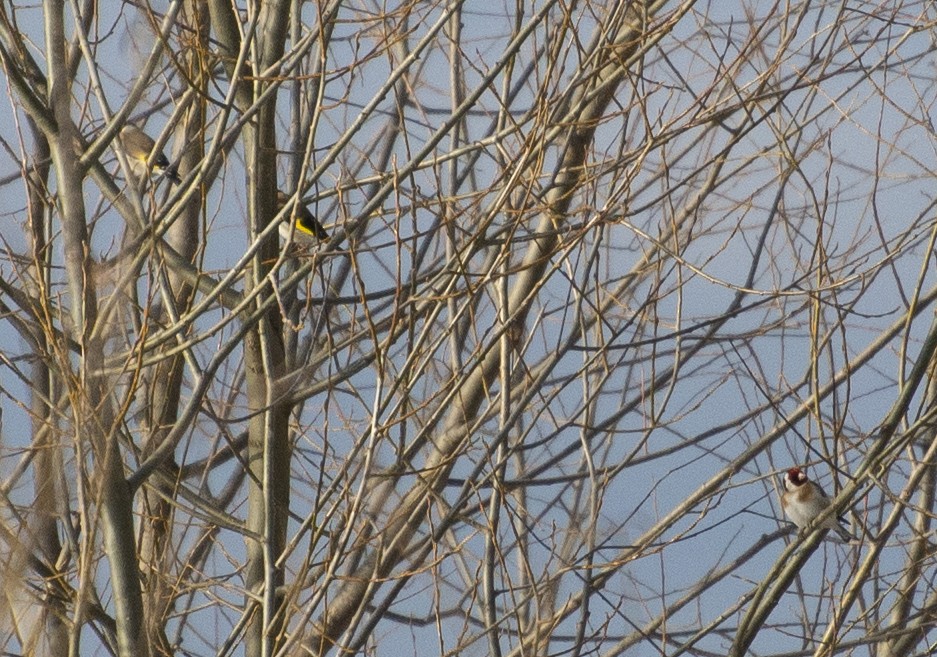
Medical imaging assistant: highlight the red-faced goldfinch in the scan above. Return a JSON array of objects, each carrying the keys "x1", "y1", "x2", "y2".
[
  {"x1": 119, "y1": 124, "x2": 180, "y2": 184},
  {"x1": 781, "y1": 467, "x2": 857, "y2": 542},
  {"x1": 277, "y1": 190, "x2": 329, "y2": 246}
]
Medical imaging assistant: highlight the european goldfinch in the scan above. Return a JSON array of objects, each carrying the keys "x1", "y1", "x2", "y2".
[
  {"x1": 781, "y1": 467, "x2": 857, "y2": 542},
  {"x1": 277, "y1": 190, "x2": 328, "y2": 245},
  {"x1": 119, "y1": 124, "x2": 180, "y2": 184}
]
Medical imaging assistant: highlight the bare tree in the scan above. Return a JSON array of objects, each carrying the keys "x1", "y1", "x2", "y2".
[{"x1": 1, "y1": 2, "x2": 937, "y2": 657}]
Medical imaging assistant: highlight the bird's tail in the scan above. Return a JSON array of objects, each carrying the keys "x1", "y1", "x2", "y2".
[
  {"x1": 834, "y1": 523, "x2": 859, "y2": 544},
  {"x1": 160, "y1": 164, "x2": 181, "y2": 185}
]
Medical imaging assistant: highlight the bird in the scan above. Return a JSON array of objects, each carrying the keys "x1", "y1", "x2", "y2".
[
  {"x1": 781, "y1": 467, "x2": 857, "y2": 542},
  {"x1": 118, "y1": 124, "x2": 180, "y2": 184},
  {"x1": 276, "y1": 190, "x2": 329, "y2": 246}
]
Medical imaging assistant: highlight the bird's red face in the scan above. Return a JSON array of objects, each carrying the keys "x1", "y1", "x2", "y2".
[{"x1": 786, "y1": 468, "x2": 807, "y2": 486}]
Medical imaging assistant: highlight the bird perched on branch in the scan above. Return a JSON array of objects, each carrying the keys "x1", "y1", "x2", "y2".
[
  {"x1": 781, "y1": 467, "x2": 858, "y2": 542},
  {"x1": 118, "y1": 124, "x2": 180, "y2": 184},
  {"x1": 277, "y1": 190, "x2": 329, "y2": 246}
]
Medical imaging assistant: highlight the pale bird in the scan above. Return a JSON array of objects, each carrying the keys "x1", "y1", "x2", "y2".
[
  {"x1": 118, "y1": 124, "x2": 180, "y2": 184},
  {"x1": 781, "y1": 467, "x2": 858, "y2": 542}
]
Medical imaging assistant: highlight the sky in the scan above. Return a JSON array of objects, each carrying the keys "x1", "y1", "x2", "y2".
[{"x1": 1, "y1": 2, "x2": 937, "y2": 656}]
